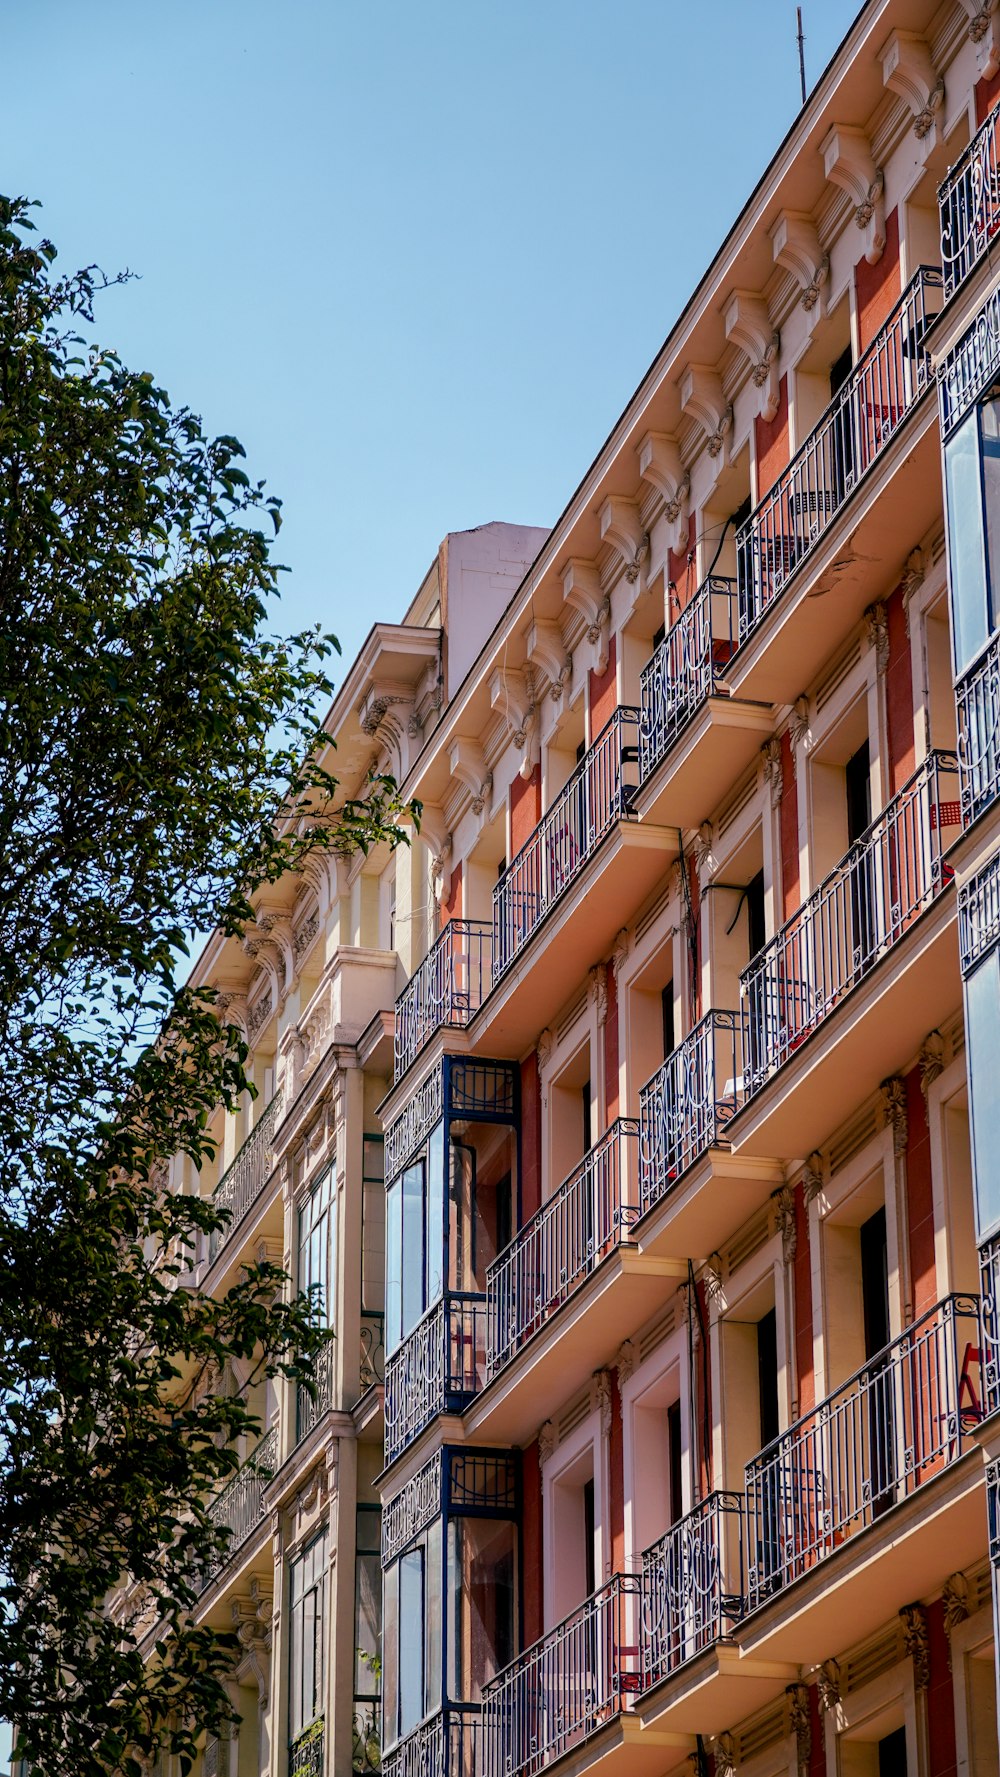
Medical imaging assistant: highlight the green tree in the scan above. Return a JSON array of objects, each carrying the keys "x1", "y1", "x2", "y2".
[{"x1": 0, "y1": 195, "x2": 409, "y2": 1775}]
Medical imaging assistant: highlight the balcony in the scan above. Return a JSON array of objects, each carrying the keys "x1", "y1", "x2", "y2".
[
  {"x1": 743, "y1": 1294, "x2": 981, "y2": 1615},
  {"x1": 296, "y1": 1341, "x2": 334, "y2": 1444},
  {"x1": 637, "y1": 580, "x2": 774, "y2": 828},
  {"x1": 493, "y1": 709, "x2": 639, "y2": 982},
  {"x1": 486, "y1": 1119, "x2": 639, "y2": 1380},
  {"x1": 383, "y1": 1293, "x2": 486, "y2": 1467},
  {"x1": 289, "y1": 1720, "x2": 325, "y2": 1777},
  {"x1": 981, "y1": 1234, "x2": 1000, "y2": 1419},
  {"x1": 639, "y1": 1013, "x2": 743, "y2": 1216},
  {"x1": 730, "y1": 268, "x2": 942, "y2": 704},
  {"x1": 940, "y1": 104, "x2": 1000, "y2": 300},
  {"x1": 383, "y1": 1707, "x2": 479, "y2": 1777},
  {"x1": 208, "y1": 1089, "x2": 282, "y2": 1265},
  {"x1": 957, "y1": 634, "x2": 1000, "y2": 828},
  {"x1": 200, "y1": 1421, "x2": 278, "y2": 1591},
  {"x1": 481, "y1": 1574, "x2": 642, "y2": 1777},
  {"x1": 640, "y1": 1493, "x2": 744, "y2": 1694},
  {"x1": 735, "y1": 752, "x2": 961, "y2": 1152},
  {"x1": 361, "y1": 1308, "x2": 386, "y2": 1392},
  {"x1": 394, "y1": 919, "x2": 492, "y2": 1081}
]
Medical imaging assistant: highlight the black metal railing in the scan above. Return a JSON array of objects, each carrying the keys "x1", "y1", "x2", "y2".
[
  {"x1": 481, "y1": 1574, "x2": 642, "y2": 1777},
  {"x1": 741, "y1": 752, "x2": 960, "y2": 1098},
  {"x1": 200, "y1": 1422, "x2": 278, "y2": 1589},
  {"x1": 638, "y1": 1011, "x2": 743, "y2": 1215},
  {"x1": 940, "y1": 103, "x2": 1000, "y2": 298},
  {"x1": 289, "y1": 1719, "x2": 325, "y2": 1777},
  {"x1": 744, "y1": 1294, "x2": 981, "y2": 1610},
  {"x1": 360, "y1": 1309, "x2": 386, "y2": 1392},
  {"x1": 736, "y1": 268, "x2": 942, "y2": 645},
  {"x1": 383, "y1": 1708, "x2": 480, "y2": 1777},
  {"x1": 957, "y1": 634, "x2": 1000, "y2": 827},
  {"x1": 297, "y1": 1341, "x2": 334, "y2": 1444},
  {"x1": 981, "y1": 1235, "x2": 1000, "y2": 1420},
  {"x1": 493, "y1": 709, "x2": 640, "y2": 981},
  {"x1": 394, "y1": 920, "x2": 493, "y2": 1081},
  {"x1": 639, "y1": 576, "x2": 738, "y2": 780},
  {"x1": 352, "y1": 1698, "x2": 381, "y2": 1775},
  {"x1": 208, "y1": 1090, "x2": 282, "y2": 1264},
  {"x1": 383, "y1": 1294, "x2": 487, "y2": 1466},
  {"x1": 486, "y1": 1119, "x2": 640, "y2": 1379},
  {"x1": 640, "y1": 1492, "x2": 744, "y2": 1689}
]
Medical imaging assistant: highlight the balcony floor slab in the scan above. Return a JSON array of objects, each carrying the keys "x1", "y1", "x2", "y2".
[
  {"x1": 729, "y1": 886, "x2": 960, "y2": 1161},
  {"x1": 636, "y1": 1150, "x2": 785, "y2": 1265},
  {"x1": 468, "y1": 1250, "x2": 686, "y2": 1446},
  {"x1": 634, "y1": 1644, "x2": 801, "y2": 1740},
  {"x1": 474, "y1": 824, "x2": 677, "y2": 1061},
  {"x1": 635, "y1": 697, "x2": 775, "y2": 832}
]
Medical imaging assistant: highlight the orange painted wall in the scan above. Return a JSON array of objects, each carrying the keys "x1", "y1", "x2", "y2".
[
  {"x1": 609, "y1": 1370, "x2": 625, "y2": 1573},
  {"x1": 794, "y1": 1183, "x2": 815, "y2": 1415},
  {"x1": 588, "y1": 634, "x2": 617, "y2": 739},
  {"x1": 603, "y1": 961, "x2": 619, "y2": 1124},
  {"x1": 905, "y1": 1066, "x2": 937, "y2": 1319},
  {"x1": 926, "y1": 1598, "x2": 958, "y2": 1777},
  {"x1": 885, "y1": 584, "x2": 915, "y2": 794},
  {"x1": 667, "y1": 512, "x2": 698, "y2": 618},
  {"x1": 976, "y1": 67, "x2": 1000, "y2": 124},
  {"x1": 855, "y1": 206, "x2": 900, "y2": 352},
  {"x1": 754, "y1": 372, "x2": 789, "y2": 502},
  {"x1": 510, "y1": 763, "x2": 541, "y2": 860},
  {"x1": 779, "y1": 730, "x2": 800, "y2": 920}
]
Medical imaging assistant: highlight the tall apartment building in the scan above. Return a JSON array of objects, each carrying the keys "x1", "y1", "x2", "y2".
[{"x1": 150, "y1": 2, "x2": 1000, "y2": 1774}]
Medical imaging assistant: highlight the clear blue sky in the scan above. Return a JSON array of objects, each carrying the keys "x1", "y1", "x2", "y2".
[
  {"x1": 0, "y1": 2, "x2": 863, "y2": 1761},
  {"x1": 3, "y1": 0, "x2": 861, "y2": 683}
]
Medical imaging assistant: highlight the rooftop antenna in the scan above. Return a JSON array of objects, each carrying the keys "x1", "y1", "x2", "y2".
[{"x1": 796, "y1": 6, "x2": 807, "y2": 105}]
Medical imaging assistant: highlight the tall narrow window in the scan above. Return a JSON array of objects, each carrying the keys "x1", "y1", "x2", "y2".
[
  {"x1": 289, "y1": 1530, "x2": 328, "y2": 1742},
  {"x1": 298, "y1": 1166, "x2": 335, "y2": 1330}
]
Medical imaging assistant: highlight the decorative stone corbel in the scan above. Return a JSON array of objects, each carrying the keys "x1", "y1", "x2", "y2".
[
  {"x1": 600, "y1": 495, "x2": 649, "y2": 588},
  {"x1": 637, "y1": 432, "x2": 690, "y2": 553},
  {"x1": 786, "y1": 1682, "x2": 812, "y2": 1775},
  {"x1": 770, "y1": 210, "x2": 830, "y2": 315},
  {"x1": 712, "y1": 1733, "x2": 736, "y2": 1777},
  {"x1": 957, "y1": 0, "x2": 1000, "y2": 82},
  {"x1": 919, "y1": 1030, "x2": 945, "y2": 1099},
  {"x1": 525, "y1": 616, "x2": 572, "y2": 705},
  {"x1": 616, "y1": 1339, "x2": 638, "y2": 1387},
  {"x1": 900, "y1": 1602, "x2": 930, "y2": 1690},
  {"x1": 864, "y1": 600, "x2": 890, "y2": 677},
  {"x1": 591, "y1": 1368, "x2": 613, "y2": 1434},
  {"x1": 941, "y1": 1572, "x2": 970, "y2": 1651},
  {"x1": 818, "y1": 1657, "x2": 841, "y2": 1712},
  {"x1": 790, "y1": 693, "x2": 813, "y2": 752},
  {"x1": 693, "y1": 820, "x2": 717, "y2": 882},
  {"x1": 538, "y1": 1420, "x2": 556, "y2": 1466},
  {"x1": 704, "y1": 1253, "x2": 725, "y2": 1311},
  {"x1": 762, "y1": 736, "x2": 783, "y2": 809},
  {"x1": 612, "y1": 927, "x2": 630, "y2": 981},
  {"x1": 880, "y1": 1076, "x2": 908, "y2": 1155},
  {"x1": 880, "y1": 30, "x2": 944, "y2": 145},
  {"x1": 449, "y1": 738, "x2": 493, "y2": 818},
  {"x1": 562, "y1": 558, "x2": 611, "y2": 675},
  {"x1": 901, "y1": 546, "x2": 926, "y2": 600},
  {"x1": 418, "y1": 805, "x2": 452, "y2": 904},
  {"x1": 803, "y1": 1150, "x2": 825, "y2": 1205},
  {"x1": 536, "y1": 1027, "x2": 553, "y2": 1072},
  {"x1": 774, "y1": 1184, "x2": 798, "y2": 1266},
  {"x1": 680, "y1": 365, "x2": 733, "y2": 462},
  {"x1": 821, "y1": 125, "x2": 886, "y2": 264},
  {"x1": 590, "y1": 963, "x2": 608, "y2": 1028},
  {"x1": 216, "y1": 991, "x2": 251, "y2": 1037},
  {"x1": 725, "y1": 291, "x2": 781, "y2": 422},
  {"x1": 489, "y1": 665, "x2": 539, "y2": 779}
]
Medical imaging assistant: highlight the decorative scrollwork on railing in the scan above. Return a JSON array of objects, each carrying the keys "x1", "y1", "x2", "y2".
[
  {"x1": 289, "y1": 1719, "x2": 325, "y2": 1777},
  {"x1": 957, "y1": 637, "x2": 1000, "y2": 827},
  {"x1": 382, "y1": 1452, "x2": 442, "y2": 1566},
  {"x1": 209, "y1": 1090, "x2": 283, "y2": 1263},
  {"x1": 200, "y1": 1423, "x2": 278, "y2": 1590}
]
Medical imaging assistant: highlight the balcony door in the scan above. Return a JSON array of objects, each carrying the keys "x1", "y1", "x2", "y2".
[
  {"x1": 830, "y1": 341, "x2": 856, "y2": 506},
  {"x1": 861, "y1": 1205, "x2": 895, "y2": 1517},
  {"x1": 754, "y1": 1307, "x2": 782, "y2": 1594},
  {"x1": 846, "y1": 739, "x2": 878, "y2": 978}
]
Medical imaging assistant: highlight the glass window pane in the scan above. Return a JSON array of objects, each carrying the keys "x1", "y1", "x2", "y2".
[
  {"x1": 967, "y1": 953, "x2": 1000, "y2": 1241},
  {"x1": 983, "y1": 396, "x2": 1000, "y2": 635},
  {"x1": 386, "y1": 1180, "x2": 402, "y2": 1353},
  {"x1": 426, "y1": 1122, "x2": 445, "y2": 1305},
  {"x1": 402, "y1": 1162, "x2": 425, "y2": 1338},
  {"x1": 946, "y1": 411, "x2": 990, "y2": 675},
  {"x1": 398, "y1": 1548, "x2": 424, "y2": 1736},
  {"x1": 426, "y1": 1517, "x2": 442, "y2": 1717},
  {"x1": 288, "y1": 1530, "x2": 328, "y2": 1741},
  {"x1": 446, "y1": 1516, "x2": 517, "y2": 1705},
  {"x1": 382, "y1": 1560, "x2": 399, "y2": 1748}
]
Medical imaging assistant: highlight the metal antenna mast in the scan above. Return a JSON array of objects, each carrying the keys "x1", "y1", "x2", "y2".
[{"x1": 796, "y1": 7, "x2": 807, "y2": 105}]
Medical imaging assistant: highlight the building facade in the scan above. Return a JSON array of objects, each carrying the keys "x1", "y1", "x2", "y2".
[{"x1": 148, "y1": 2, "x2": 1000, "y2": 1774}]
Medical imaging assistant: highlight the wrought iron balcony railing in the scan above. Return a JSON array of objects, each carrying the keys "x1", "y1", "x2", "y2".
[
  {"x1": 360, "y1": 1308, "x2": 386, "y2": 1392},
  {"x1": 639, "y1": 576, "x2": 738, "y2": 780},
  {"x1": 493, "y1": 708, "x2": 640, "y2": 982},
  {"x1": 744, "y1": 1293, "x2": 982, "y2": 1611},
  {"x1": 383, "y1": 1707, "x2": 480, "y2": 1777},
  {"x1": 735, "y1": 267, "x2": 941, "y2": 645},
  {"x1": 481, "y1": 1573, "x2": 642, "y2": 1777},
  {"x1": 957, "y1": 634, "x2": 1000, "y2": 828},
  {"x1": 208, "y1": 1089, "x2": 282, "y2": 1264},
  {"x1": 486, "y1": 1118, "x2": 640, "y2": 1380},
  {"x1": 981, "y1": 1234, "x2": 1000, "y2": 1419},
  {"x1": 383, "y1": 1293, "x2": 486, "y2": 1466},
  {"x1": 394, "y1": 919, "x2": 492, "y2": 1081},
  {"x1": 289, "y1": 1719, "x2": 325, "y2": 1777},
  {"x1": 640, "y1": 1491, "x2": 744, "y2": 1690},
  {"x1": 297, "y1": 1340, "x2": 334, "y2": 1444},
  {"x1": 352, "y1": 1697, "x2": 382, "y2": 1775},
  {"x1": 638, "y1": 1010, "x2": 743, "y2": 1215},
  {"x1": 940, "y1": 103, "x2": 1000, "y2": 299},
  {"x1": 200, "y1": 1422, "x2": 278, "y2": 1589},
  {"x1": 741, "y1": 751, "x2": 960, "y2": 1099}
]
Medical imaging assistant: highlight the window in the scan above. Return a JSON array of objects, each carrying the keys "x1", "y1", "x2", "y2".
[
  {"x1": 383, "y1": 1515, "x2": 442, "y2": 1747},
  {"x1": 966, "y1": 952, "x2": 1000, "y2": 1241},
  {"x1": 289, "y1": 1531, "x2": 328, "y2": 1741},
  {"x1": 298, "y1": 1166, "x2": 335, "y2": 1330},
  {"x1": 354, "y1": 1507, "x2": 381, "y2": 1702},
  {"x1": 945, "y1": 395, "x2": 1000, "y2": 677}
]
